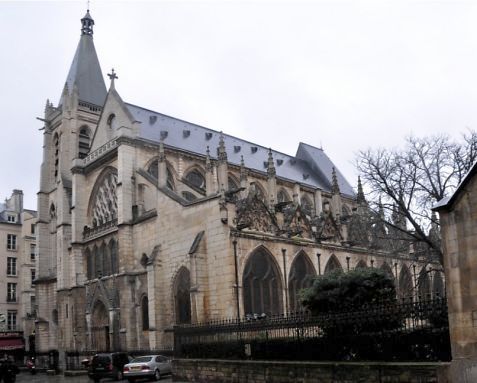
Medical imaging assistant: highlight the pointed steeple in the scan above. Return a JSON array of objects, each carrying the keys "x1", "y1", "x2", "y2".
[
  {"x1": 240, "y1": 155, "x2": 247, "y2": 182},
  {"x1": 267, "y1": 149, "x2": 276, "y2": 177},
  {"x1": 331, "y1": 167, "x2": 340, "y2": 194},
  {"x1": 205, "y1": 146, "x2": 213, "y2": 172},
  {"x1": 217, "y1": 133, "x2": 228, "y2": 162},
  {"x1": 217, "y1": 134, "x2": 228, "y2": 193},
  {"x1": 59, "y1": 10, "x2": 107, "y2": 107},
  {"x1": 81, "y1": 9, "x2": 94, "y2": 36},
  {"x1": 356, "y1": 176, "x2": 366, "y2": 205}
]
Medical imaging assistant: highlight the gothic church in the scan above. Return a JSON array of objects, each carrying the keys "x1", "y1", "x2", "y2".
[{"x1": 35, "y1": 11, "x2": 443, "y2": 361}]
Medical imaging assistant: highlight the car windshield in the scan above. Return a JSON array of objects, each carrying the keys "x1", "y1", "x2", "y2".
[{"x1": 131, "y1": 356, "x2": 153, "y2": 363}]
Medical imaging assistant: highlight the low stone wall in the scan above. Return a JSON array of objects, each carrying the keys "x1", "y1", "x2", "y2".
[{"x1": 172, "y1": 359, "x2": 450, "y2": 383}]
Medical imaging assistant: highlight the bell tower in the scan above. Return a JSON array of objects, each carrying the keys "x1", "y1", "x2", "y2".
[{"x1": 35, "y1": 9, "x2": 107, "y2": 359}]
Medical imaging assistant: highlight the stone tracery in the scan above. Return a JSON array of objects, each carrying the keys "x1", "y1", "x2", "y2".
[{"x1": 91, "y1": 170, "x2": 118, "y2": 227}]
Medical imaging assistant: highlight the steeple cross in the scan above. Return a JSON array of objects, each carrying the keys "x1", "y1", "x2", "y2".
[{"x1": 108, "y1": 69, "x2": 118, "y2": 81}]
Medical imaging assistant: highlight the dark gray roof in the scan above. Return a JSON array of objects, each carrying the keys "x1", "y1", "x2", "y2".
[
  {"x1": 296, "y1": 143, "x2": 355, "y2": 196},
  {"x1": 126, "y1": 103, "x2": 355, "y2": 197},
  {"x1": 59, "y1": 33, "x2": 106, "y2": 106}
]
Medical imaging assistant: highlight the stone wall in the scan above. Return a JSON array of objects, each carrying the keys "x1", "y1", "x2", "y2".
[{"x1": 172, "y1": 359, "x2": 450, "y2": 383}]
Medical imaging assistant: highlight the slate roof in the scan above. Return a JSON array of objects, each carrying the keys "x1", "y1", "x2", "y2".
[
  {"x1": 60, "y1": 11, "x2": 355, "y2": 199},
  {"x1": 126, "y1": 103, "x2": 355, "y2": 197},
  {"x1": 59, "y1": 25, "x2": 106, "y2": 107}
]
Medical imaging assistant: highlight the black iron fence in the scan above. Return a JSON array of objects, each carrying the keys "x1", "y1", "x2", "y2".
[{"x1": 174, "y1": 297, "x2": 450, "y2": 362}]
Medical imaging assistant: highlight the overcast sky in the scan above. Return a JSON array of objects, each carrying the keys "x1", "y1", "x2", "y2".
[{"x1": 1, "y1": 0, "x2": 477, "y2": 210}]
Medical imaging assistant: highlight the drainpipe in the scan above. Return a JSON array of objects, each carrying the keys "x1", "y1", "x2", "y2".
[
  {"x1": 232, "y1": 240, "x2": 240, "y2": 320},
  {"x1": 282, "y1": 248, "x2": 289, "y2": 314}
]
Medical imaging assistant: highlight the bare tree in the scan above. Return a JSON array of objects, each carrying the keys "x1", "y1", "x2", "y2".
[{"x1": 356, "y1": 132, "x2": 477, "y2": 265}]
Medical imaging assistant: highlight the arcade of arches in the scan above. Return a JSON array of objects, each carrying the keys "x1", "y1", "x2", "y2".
[{"x1": 167, "y1": 247, "x2": 447, "y2": 323}]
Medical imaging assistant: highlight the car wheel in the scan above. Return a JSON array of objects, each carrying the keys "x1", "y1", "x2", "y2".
[
  {"x1": 116, "y1": 370, "x2": 123, "y2": 381},
  {"x1": 154, "y1": 368, "x2": 161, "y2": 381}
]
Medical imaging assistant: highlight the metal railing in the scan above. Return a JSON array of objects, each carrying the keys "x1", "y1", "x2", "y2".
[
  {"x1": 83, "y1": 139, "x2": 117, "y2": 166},
  {"x1": 174, "y1": 297, "x2": 450, "y2": 362},
  {"x1": 83, "y1": 218, "x2": 118, "y2": 240}
]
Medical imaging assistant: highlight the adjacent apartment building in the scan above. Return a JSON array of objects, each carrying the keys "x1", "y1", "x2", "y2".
[{"x1": 0, "y1": 190, "x2": 37, "y2": 360}]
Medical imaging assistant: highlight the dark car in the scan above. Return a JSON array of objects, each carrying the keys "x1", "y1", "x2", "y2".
[
  {"x1": 0, "y1": 359, "x2": 19, "y2": 383},
  {"x1": 88, "y1": 352, "x2": 130, "y2": 382}
]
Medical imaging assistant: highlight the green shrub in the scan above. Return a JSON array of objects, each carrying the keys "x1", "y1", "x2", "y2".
[{"x1": 300, "y1": 268, "x2": 397, "y2": 314}]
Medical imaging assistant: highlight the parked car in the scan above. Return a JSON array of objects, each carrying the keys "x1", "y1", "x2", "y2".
[
  {"x1": 88, "y1": 352, "x2": 130, "y2": 382},
  {"x1": 123, "y1": 355, "x2": 171, "y2": 382}
]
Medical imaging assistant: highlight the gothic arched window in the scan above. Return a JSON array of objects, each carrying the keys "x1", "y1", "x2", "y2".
[
  {"x1": 90, "y1": 169, "x2": 118, "y2": 227},
  {"x1": 418, "y1": 269, "x2": 431, "y2": 300},
  {"x1": 288, "y1": 252, "x2": 316, "y2": 312},
  {"x1": 49, "y1": 204, "x2": 56, "y2": 219},
  {"x1": 146, "y1": 160, "x2": 175, "y2": 190},
  {"x1": 243, "y1": 247, "x2": 283, "y2": 316},
  {"x1": 324, "y1": 255, "x2": 343, "y2": 274},
  {"x1": 101, "y1": 242, "x2": 111, "y2": 277},
  {"x1": 342, "y1": 205, "x2": 351, "y2": 217},
  {"x1": 228, "y1": 175, "x2": 239, "y2": 191},
  {"x1": 174, "y1": 267, "x2": 191, "y2": 324},
  {"x1": 94, "y1": 245, "x2": 102, "y2": 278},
  {"x1": 141, "y1": 295, "x2": 149, "y2": 330},
  {"x1": 399, "y1": 265, "x2": 414, "y2": 301},
  {"x1": 380, "y1": 262, "x2": 394, "y2": 280},
  {"x1": 107, "y1": 114, "x2": 116, "y2": 129},
  {"x1": 251, "y1": 182, "x2": 266, "y2": 203},
  {"x1": 85, "y1": 248, "x2": 93, "y2": 280},
  {"x1": 355, "y1": 260, "x2": 367, "y2": 269},
  {"x1": 78, "y1": 126, "x2": 91, "y2": 159},
  {"x1": 53, "y1": 133, "x2": 60, "y2": 179},
  {"x1": 184, "y1": 169, "x2": 206, "y2": 192},
  {"x1": 109, "y1": 239, "x2": 118, "y2": 274},
  {"x1": 277, "y1": 189, "x2": 291, "y2": 204},
  {"x1": 433, "y1": 271, "x2": 445, "y2": 297},
  {"x1": 301, "y1": 195, "x2": 313, "y2": 216},
  {"x1": 147, "y1": 161, "x2": 158, "y2": 179}
]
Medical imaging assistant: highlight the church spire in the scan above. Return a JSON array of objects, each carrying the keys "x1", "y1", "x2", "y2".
[
  {"x1": 217, "y1": 133, "x2": 228, "y2": 162},
  {"x1": 240, "y1": 155, "x2": 247, "y2": 182},
  {"x1": 331, "y1": 167, "x2": 340, "y2": 195},
  {"x1": 267, "y1": 149, "x2": 276, "y2": 177},
  {"x1": 81, "y1": 9, "x2": 94, "y2": 36},
  {"x1": 356, "y1": 176, "x2": 366, "y2": 205},
  {"x1": 59, "y1": 10, "x2": 107, "y2": 107}
]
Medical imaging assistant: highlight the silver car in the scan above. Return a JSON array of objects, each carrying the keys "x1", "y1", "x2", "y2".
[{"x1": 123, "y1": 355, "x2": 171, "y2": 382}]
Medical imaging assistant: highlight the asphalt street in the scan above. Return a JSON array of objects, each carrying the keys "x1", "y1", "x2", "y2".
[{"x1": 14, "y1": 372, "x2": 176, "y2": 382}]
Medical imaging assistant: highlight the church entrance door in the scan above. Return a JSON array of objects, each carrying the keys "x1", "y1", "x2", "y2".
[{"x1": 91, "y1": 301, "x2": 110, "y2": 351}]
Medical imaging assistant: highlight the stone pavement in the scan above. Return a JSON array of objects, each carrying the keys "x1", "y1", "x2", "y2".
[{"x1": 14, "y1": 371, "x2": 189, "y2": 382}]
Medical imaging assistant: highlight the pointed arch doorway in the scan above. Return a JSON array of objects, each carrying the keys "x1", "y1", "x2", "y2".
[{"x1": 91, "y1": 301, "x2": 110, "y2": 351}]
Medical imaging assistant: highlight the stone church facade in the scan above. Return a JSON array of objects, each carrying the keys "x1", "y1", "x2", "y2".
[{"x1": 35, "y1": 11, "x2": 443, "y2": 359}]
